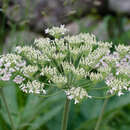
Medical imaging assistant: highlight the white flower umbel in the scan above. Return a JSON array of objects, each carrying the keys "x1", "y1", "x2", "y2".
[
  {"x1": 80, "y1": 47, "x2": 110, "y2": 68},
  {"x1": 22, "y1": 65, "x2": 38, "y2": 78},
  {"x1": 62, "y1": 62, "x2": 87, "y2": 78},
  {"x1": 20, "y1": 80, "x2": 46, "y2": 94},
  {"x1": 0, "y1": 54, "x2": 26, "y2": 81},
  {"x1": 105, "y1": 74, "x2": 129, "y2": 96},
  {"x1": 89, "y1": 72, "x2": 103, "y2": 81},
  {"x1": 13, "y1": 75, "x2": 25, "y2": 84},
  {"x1": 65, "y1": 87, "x2": 91, "y2": 104},
  {"x1": 34, "y1": 38, "x2": 51, "y2": 50},
  {"x1": 116, "y1": 54, "x2": 130, "y2": 77},
  {"x1": 15, "y1": 46, "x2": 42, "y2": 64},
  {"x1": 40, "y1": 66, "x2": 57, "y2": 77},
  {"x1": 65, "y1": 33, "x2": 97, "y2": 46},
  {"x1": 51, "y1": 74, "x2": 67, "y2": 86},
  {"x1": 116, "y1": 44, "x2": 130, "y2": 56},
  {"x1": 1, "y1": 25, "x2": 130, "y2": 103},
  {"x1": 45, "y1": 25, "x2": 69, "y2": 38}
]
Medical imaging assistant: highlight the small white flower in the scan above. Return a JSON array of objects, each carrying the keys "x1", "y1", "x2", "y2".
[
  {"x1": 13, "y1": 75, "x2": 25, "y2": 84},
  {"x1": 44, "y1": 25, "x2": 69, "y2": 37},
  {"x1": 1, "y1": 73, "x2": 12, "y2": 81},
  {"x1": 116, "y1": 71, "x2": 119, "y2": 75},
  {"x1": 45, "y1": 28, "x2": 49, "y2": 34},
  {"x1": 65, "y1": 87, "x2": 91, "y2": 103},
  {"x1": 20, "y1": 80, "x2": 46, "y2": 94},
  {"x1": 0, "y1": 60, "x2": 3, "y2": 67},
  {"x1": 74, "y1": 99, "x2": 79, "y2": 104},
  {"x1": 118, "y1": 91, "x2": 124, "y2": 96}
]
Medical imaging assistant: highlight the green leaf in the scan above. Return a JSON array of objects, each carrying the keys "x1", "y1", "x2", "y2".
[
  {"x1": 0, "y1": 83, "x2": 19, "y2": 127},
  {"x1": 19, "y1": 93, "x2": 64, "y2": 129},
  {"x1": 28, "y1": 105, "x2": 63, "y2": 130}
]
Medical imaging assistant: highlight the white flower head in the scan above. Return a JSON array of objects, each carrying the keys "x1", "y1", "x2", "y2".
[
  {"x1": 20, "y1": 80, "x2": 46, "y2": 94},
  {"x1": 45, "y1": 25, "x2": 69, "y2": 38},
  {"x1": 65, "y1": 87, "x2": 91, "y2": 104},
  {"x1": 13, "y1": 75, "x2": 25, "y2": 84},
  {"x1": 0, "y1": 25, "x2": 129, "y2": 104}
]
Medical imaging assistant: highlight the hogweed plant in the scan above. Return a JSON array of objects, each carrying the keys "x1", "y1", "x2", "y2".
[{"x1": 0, "y1": 25, "x2": 130, "y2": 130}]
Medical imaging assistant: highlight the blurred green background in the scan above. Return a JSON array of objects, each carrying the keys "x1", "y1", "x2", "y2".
[{"x1": 0, "y1": 0, "x2": 130, "y2": 130}]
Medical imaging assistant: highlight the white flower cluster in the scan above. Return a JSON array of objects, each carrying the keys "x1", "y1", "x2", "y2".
[
  {"x1": 105, "y1": 74, "x2": 129, "y2": 96},
  {"x1": 65, "y1": 33, "x2": 97, "y2": 46},
  {"x1": 0, "y1": 54, "x2": 46, "y2": 95},
  {"x1": 80, "y1": 47, "x2": 110, "y2": 68},
  {"x1": 54, "y1": 39, "x2": 68, "y2": 52},
  {"x1": 89, "y1": 72, "x2": 103, "y2": 81},
  {"x1": 0, "y1": 25, "x2": 130, "y2": 103},
  {"x1": 0, "y1": 54, "x2": 25, "y2": 81},
  {"x1": 62, "y1": 62, "x2": 87, "y2": 78},
  {"x1": 35, "y1": 38, "x2": 55, "y2": 54},
  {"x1": 51, "y1": 74, "x2": 67, "y2": 87},
  {"x1": 65, "y1": 87, "x2": 91, "y2": 104},
  {"x1": 116, "y1": 44, "x2": 130, "y2": 56},
  {"x1": 34, "y1": 38, "x2": 51, "y2": 50},
  {"x1": 97, "y1": 47, "x2": 130, "y2": 96},
  {"x1": 69, "y1": 45, "x2": 92, "y2": 56},
  {"x1": 15, "y1": 46, "x2": 42, "y2": 64},
  {"x1": 22, "y1": 65, "x2": 38, "y2": 78},
  {"x1": 52, "y1": 53, "x2": 66, "y2": 60},
  {"x1": 40, "y1": 66, "x2": 67, "y2": 86},
  {"x1": 20, "y1": 80, "x2": 46, "y2": 94},
  {"x1": 13, "y1": 75, "x2": 25, "y2": 84},
  {"x1": 40, "y1": 66, "x2": 57, "y2": 77},
  {"x1": 97, "y1": 41, "x2": 112, "y2": 48},
  {"x1": 45, "y1": 25, "x2": 69, "y2": 38},
  {"x1": 35, "y1": 38, "x2": 65, "y2": 61},
  {"x1": 116, "y1": 54, "x2": 130, "y2": 77},
  {"x1": 15, "y1": 46, "x2": 51, "y2": 65}
]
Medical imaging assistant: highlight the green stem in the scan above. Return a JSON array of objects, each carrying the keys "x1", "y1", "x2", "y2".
[
  {"x1": 0, "y1": 88, "x2": 16, "y2": 130},
  {"x1": 61, "y1": 98, "x2": 70, "y2": 130},
  {"x1": 94, "y1": 98, "x2": 108, "y2": 130},
  {"x1": 92, "y1": 94, "x2": 115, "y2": 100}
]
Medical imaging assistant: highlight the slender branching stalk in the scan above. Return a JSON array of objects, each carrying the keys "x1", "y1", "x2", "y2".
[
  {"x1": 0, "y1": 88, "x2": 16, "y2": 130},
  {"x1": 94, "y1": 98, "x2": 108, "y2": 130},
  {"x1": 61, "y1": 97, "x2": 70, "y2": 130}
]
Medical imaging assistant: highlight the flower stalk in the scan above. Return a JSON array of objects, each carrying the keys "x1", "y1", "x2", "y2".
[
  {"x1": 0, "y1": 88, "x2": 16, "y2": 130},
  {"x1": 61, "y1": 97, "x2": 70, "y2": 130},
  {"x1": 94, "y1": 98, "x2": 108, "y2": 130}
]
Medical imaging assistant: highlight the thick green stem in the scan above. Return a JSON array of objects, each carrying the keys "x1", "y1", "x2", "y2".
[
  {"x1": 61, "y1": 98, "x2": 70, "y2": 130},
  {"x1": 0, "y1": 88, "x2": 16, "y2": 130},
  {"x1": 94, "y1": 98, "x2": 108, "y2": 130}
]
